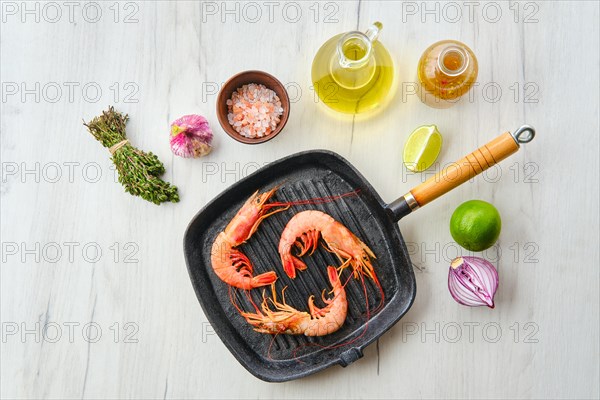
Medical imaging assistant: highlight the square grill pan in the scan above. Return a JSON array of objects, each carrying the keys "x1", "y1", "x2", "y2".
[{"x1": 184, "y1": 150, "x2": 416, "y2": 382}]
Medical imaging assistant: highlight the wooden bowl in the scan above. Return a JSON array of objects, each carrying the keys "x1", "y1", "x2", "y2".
[{"x1": 216, "y1": 71, "x2": 290, "y2": 144}]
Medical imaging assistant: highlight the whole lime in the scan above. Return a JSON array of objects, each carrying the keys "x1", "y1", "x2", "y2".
[{"x1": 450, "y1": 200, "x2": 502, "y2": 251}]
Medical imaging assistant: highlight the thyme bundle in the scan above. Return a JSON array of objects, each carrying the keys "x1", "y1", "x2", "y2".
[{"x1": 84, "y1": 107, "x2": 179, "y2": 205}]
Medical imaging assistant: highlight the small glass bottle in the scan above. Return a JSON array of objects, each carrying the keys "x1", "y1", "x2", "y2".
[{"x1": 417, "y1": 40, "x2": 478, "y2": 108}]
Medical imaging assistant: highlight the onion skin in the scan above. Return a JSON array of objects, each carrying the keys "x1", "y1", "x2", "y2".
[
  {"x1": 170, "y1": 114, "x2": 213, "y2": 158},
  {"x1": 448, "y1": 256, "x2": 498, "y2": 308}
]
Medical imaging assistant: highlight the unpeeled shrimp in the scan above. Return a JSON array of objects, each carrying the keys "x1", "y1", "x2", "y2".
[
  {"x1": 210, "y1": 188, "x2": 289, "y2": 290},
  {"x1": 278, "y1": 209, "x2": 383, "y2": 311},
  {"x1": 279, "y1": 210, "x2": 378, "y2": 280},
  {"x1": 241, "y1": 266, "x2": 347, "y2": 336}
]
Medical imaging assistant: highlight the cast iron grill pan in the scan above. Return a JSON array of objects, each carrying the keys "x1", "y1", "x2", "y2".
[{"x1": 184, "y1": 151, "x2": 415, "y2": 382}]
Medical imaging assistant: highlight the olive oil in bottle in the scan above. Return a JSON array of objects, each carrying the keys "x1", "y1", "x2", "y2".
[{"x1": 311, "y1": 22, "x2": 395, "y2": 116}]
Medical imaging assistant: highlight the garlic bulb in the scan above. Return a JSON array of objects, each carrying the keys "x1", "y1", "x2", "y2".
[
  {"x1": 448, "y1": 256, "x2": 499, "y2": 308},
  {"x1": 170, "y1": 114, "x2": 213, "y2": 158}
]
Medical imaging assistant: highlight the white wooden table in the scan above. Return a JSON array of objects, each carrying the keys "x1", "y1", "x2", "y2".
[{"x1": 2, "y1": 1, "x2": 599, "y2": 399}]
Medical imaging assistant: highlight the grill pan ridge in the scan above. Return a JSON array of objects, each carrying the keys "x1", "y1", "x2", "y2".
[{"x1": 184, "y1": 150, "x2": 417, "y2": 382}]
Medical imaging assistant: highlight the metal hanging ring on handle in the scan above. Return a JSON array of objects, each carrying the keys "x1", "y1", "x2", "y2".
[{"x1": 512, "y1": 125, "x2": 536, "y2": 144}]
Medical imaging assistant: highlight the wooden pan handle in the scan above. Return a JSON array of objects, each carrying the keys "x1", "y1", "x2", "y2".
[
  {"x1": 412, "y1": 132, "x2": 517, "y2": 206},
  {"x1": 387, "y1": 126, "x2": 535, "y2": 220}
]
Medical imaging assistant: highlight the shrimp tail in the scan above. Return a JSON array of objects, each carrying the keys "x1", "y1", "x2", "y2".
[
  {"x1": 327, "y1": 265, "x2": 339, "y2": 284},
  {"x1": 251, "y1": 271, "x2": 278, "y2": 287},
  {"x1": 281, "y1": 254, "x2": 307, "y2": 279}
]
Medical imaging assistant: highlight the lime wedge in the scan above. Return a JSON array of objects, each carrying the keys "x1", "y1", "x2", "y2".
[{"x1": 403, "y1": 125, "x2": 443, "y2": 172}]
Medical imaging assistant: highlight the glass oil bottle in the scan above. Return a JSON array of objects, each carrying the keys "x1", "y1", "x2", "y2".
[
  {"x1": 417, "y1": 40, "x2": 478, "y2": 108},
  {"x1": 311, "y1": 22, "x2": 395, "y2": 116}
]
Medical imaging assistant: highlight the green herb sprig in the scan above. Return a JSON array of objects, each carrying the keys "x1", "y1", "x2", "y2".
[{"x1": 84, "y1": 106, "x2": 179, "y2": 205}]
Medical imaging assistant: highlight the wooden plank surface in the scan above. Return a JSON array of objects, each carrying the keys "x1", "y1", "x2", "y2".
[{"x1": 1, "y1": 1, "x2": 598, "y2": 398}]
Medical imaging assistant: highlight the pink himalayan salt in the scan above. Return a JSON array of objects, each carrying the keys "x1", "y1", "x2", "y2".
[{"x1": 226, "y1": 83, "x2": 283, "y2": 139}]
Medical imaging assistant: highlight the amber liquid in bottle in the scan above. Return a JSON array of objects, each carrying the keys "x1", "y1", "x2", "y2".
[{"x1": 417, "y1": 40, "x2": 478, "y2": 108}]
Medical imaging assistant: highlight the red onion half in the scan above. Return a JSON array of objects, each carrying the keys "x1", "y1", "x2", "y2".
[{"x1": 448, "y1": 256, "x2": 499, "y2": 308}]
